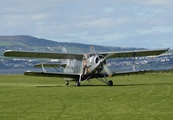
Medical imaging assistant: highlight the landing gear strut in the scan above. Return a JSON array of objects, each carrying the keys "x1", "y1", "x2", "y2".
[{"x1": 76, "y1": 81, "x2": 80, "y2": 86}]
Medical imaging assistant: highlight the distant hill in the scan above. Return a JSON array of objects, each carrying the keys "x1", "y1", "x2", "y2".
[
  {"x1": 0, "y1": 35, "x2": 146, "y2": 54},
  {"x1": 0, "y1": 35, "x2": 57, "y2": 45}
]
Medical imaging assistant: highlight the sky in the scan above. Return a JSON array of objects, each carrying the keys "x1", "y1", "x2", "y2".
[{"x1": 0, "y1": 0, "x2": 173, "y2": 49}]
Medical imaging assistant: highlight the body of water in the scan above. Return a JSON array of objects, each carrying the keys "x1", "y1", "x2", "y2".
[{"x1": 0, "y1": 67, "x2": 172, "y2": 74}]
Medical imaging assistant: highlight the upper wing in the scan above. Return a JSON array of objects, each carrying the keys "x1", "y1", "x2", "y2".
[
  {"x1": 100, "y1": 48, "x2": 168, "y2": 58},
  {"x1": 4, "y1": 50, "x2": 84, "y2": 60}
]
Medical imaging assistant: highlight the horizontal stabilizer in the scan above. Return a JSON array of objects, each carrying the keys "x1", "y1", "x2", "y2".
[{"x1": 34, "y1": 63, "x2": 66, "y2": 68}]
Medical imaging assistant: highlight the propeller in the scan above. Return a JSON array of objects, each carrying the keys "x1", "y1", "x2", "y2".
[{"x1": 89, "y1": 46, "x2": 113, "y2": 76}]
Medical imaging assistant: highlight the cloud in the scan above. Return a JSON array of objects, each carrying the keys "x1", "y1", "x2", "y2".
[
  {"x1": 77, "y1": 17, "x2": 129, "y2": 29},
  {"x1": 0, "y1": 0, "x2": 173, "y2": 48},
  {"x1": 136, "y1": 0, "x2": 173, "y2": 7}
]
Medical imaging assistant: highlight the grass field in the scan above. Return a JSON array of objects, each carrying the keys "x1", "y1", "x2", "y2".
[{"x1": 0, "y1": 71, "x2": 173, "y2": 120}]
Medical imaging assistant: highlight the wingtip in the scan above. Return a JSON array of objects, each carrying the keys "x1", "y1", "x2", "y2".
[{"x1": 3, "y1": 50, "x2": 13, "y2": 56}]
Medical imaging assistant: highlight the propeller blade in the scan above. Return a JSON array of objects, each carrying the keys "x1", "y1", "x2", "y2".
[
  {"x1": 103, "y1": 64, "x2": 113, "y2": 77},
  {"x1": 88, "y1": 63, "x2": 100, "y2": 73},
  {"x1": 104, "y1": 52, "x2": 115, "y2": 59}
]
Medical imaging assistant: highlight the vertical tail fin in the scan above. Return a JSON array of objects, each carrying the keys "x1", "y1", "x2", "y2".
[
  {"x1": 62, "y1": 47, "x2": 67, "y2": 53},
  {"x1": 62, "y1": 47, "x2": 76, "y2": 73},
  {"x1": 61, "y1": 47, "x2": 68, "y2": 64}
]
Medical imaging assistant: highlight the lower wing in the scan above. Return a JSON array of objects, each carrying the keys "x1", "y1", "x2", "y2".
[
  {"x1": 96, "y1": 70, "x2": 151, "y2": 77},
  {"x1": 24, "y1": 71, "x2": 80, "y2": 81},
  {"x1": 111, "y1": 70, "x2": 151, "y2": 76},
  {"x1": 24, "y1": 70, "x2": 151, "y2": 80}
]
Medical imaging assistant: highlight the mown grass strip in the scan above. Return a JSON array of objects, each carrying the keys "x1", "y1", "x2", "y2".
[{"x1": 0, "y1": 72, "x2": 173, "y2": 119}]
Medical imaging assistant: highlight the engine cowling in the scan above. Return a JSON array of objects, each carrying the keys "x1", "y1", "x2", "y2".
[
  {"x1": 94, "y1": 55, "x2": 106, "y2": 66},
  {"x1": 87, "y1": 55, "x2": 106, "y2": 73}
]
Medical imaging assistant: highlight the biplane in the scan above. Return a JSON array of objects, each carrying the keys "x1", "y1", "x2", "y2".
[{"x1": 4, "y1": 47, "x2": 168, "y2": 86}]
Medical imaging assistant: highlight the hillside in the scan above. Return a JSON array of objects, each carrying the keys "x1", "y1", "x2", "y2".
[{"x1": 1, "y1": 35, "x2": 173, "y2": 74}]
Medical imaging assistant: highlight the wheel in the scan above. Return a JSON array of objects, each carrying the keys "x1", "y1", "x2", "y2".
[
  {"x1": 76, "y1": 81, "x2": 80, "y2": 86},
  {"x1": 108, "y1": 80, "x2": 113, "y2": 86},
  {"x1": 66, "y1": 81, "x2": 69, "y2": 86}
]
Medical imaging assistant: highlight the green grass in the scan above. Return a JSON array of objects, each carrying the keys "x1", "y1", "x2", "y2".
[{"x1": 0, "y1": 72, "x2": 173, "y2": 120}]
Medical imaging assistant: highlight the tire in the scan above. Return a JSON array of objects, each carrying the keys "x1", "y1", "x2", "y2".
[
  {"x1": 108, "y1": 80, "x2": 113, "y2": 86},
  {"x1": 66, "y1": 81, "x2": 69, "y2": 86}
]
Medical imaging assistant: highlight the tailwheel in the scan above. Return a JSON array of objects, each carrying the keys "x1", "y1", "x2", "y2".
[
  {"x1": 108, "y1": 80, "x2": 113, "y2": 86},
  {"x1": 76, "y1": 81, "x2": 80, "y2": 86},
  {"x1": 66, "y1": 81, "x2": 69, "y2": 86}
]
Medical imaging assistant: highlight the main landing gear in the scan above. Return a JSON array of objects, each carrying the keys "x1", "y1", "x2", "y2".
[
  {"x1": 74, "y1": 80, "x2": 113, "y2": 86},
  {"x1": 65, "y1": 81, "x2": 81, "y2": 86},
  {"x1": 95, "y1": 74, "x2": 114, "y2": 86},
  {"x1": 65, "y1": 79, "x2": 113, "y2": 87}
]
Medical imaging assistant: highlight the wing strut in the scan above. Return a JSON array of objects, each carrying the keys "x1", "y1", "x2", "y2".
[
  {"x1": 39, "y1": 56, "x2": 46, "y2": 72},
  {"x1": 52, "y1": 66, "x2": 60, "y2": 72},
  {"x1": 132, "y1": 52, "x2": 138, "y2": 71}
]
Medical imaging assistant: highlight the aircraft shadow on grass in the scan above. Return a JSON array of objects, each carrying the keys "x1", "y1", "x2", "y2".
[
  {"x1": 76, "y1": 82, "x2": 173, "y2": 87},
  {"x1": 35, "y1": 82, "x2": 173, "y2": 88},
  {"x1": 114, "y1": 83, "x2": 173, "y2": 87},
  {"x1": 36, "y1": 85, "x2": 63, "y2": 88}
]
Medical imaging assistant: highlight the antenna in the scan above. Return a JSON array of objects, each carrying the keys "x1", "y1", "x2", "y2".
[{"x1": 90, "y1": 46, "x2": 94, "y2": 53}]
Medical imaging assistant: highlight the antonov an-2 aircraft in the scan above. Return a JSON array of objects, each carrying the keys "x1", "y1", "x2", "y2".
[{"x1": 4, "y1": 47, "x2": 168, "y2": 86}]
